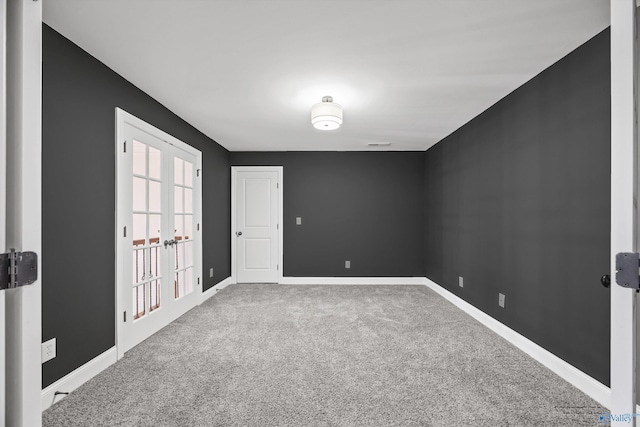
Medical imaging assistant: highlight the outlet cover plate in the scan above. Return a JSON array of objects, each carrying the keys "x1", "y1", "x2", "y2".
[
  {"x1": 296, "y1": 217, "x2": 302, "y2": 225},
  {"x1": 209, "y1": 268, "x2": 214, "y2": 278},
  {"x1": 498, "y1": 293, "x2": 506, "y2": 308},
  {"x1": 345, "y1": 260, "x2": 351, "y2": 269},
  {"x1": 42, "y1": 338, "x2": 56, "y2": 363},
  {"x1": 459, "y1": 276, "x2": 464, "y2": 288}
]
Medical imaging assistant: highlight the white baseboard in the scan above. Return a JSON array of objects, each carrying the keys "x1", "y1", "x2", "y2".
[
  {"x1": 279, "y1": 277, "x2": 427, "y2": 285},
  {"x1": 42, "y1": 346, "x2": 117, "y2": 411},
  {"x1": 423, "y1": 278, "x2": 613, "y2": 410},
  {"x1": 41, "y1": 277, "x2": 636, "y2": 415},
  {"x1": 200, "y1": 276, "x2": 234, "y2": 303}
]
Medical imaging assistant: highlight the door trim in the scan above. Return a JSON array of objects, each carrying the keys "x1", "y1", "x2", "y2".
[
  {"x1": 231, "y1": 166, "x2": 283, "y2": 283},
  {"x1": 0, "y1": 0, "x2": 7, "y2": 420},
  {"x1": 5, "y1": 0, "x2": 42, "y2": 424},
  {"x1": 610, "y1": 0, "x2": 638, "y2": 422},
  {"x1": 115, "y1": 108, "x2": 203, "y2": 360}
]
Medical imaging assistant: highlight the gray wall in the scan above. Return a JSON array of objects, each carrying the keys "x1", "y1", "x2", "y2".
[
  {"x1": 424, "y1": 29, "x2": 611, "y2": 385},
  {"x1": 42, "y1": 25, "x2": 231, "y2": 388},
  {"x1": 43, "y1": 21, "x2": 612, "y2": 393},
  {"x1": 231, "y1": 152, "x2": 425, "y2": 277}
]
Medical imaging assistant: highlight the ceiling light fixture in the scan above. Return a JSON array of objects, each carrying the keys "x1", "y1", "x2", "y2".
[{"x1": 311, "y1": 96, "x2": 343, "y2": 130}]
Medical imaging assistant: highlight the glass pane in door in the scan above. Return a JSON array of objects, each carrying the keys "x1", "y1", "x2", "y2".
[
  {"x1": 148, "y1": 146, "x2": 161, "y2": 180},
  {"x1": 173, "y1": 157, "x2": 195, "y2": 300},
  {"x1": 150, "y1": 280, "x2": 160, "y2": 312},
  {"x1": 131, "y1": 140, "x2": 163, "y2": 319},
  {"x1": 133, "y1": 284, "x2": 146, "y2": 320},
  {"x1": 133, "y1": 141, "x2": 146, "y2": 176}
]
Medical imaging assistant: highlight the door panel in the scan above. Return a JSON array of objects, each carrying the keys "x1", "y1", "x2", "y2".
[
  {"x1": 245, "y1": 239, "x2": 271, "y2": 269},
  {"x1": 168, "y1": 147, "x2": 199, "y2": 321},
  {"x1": 244, "y1": 178, "x2": 272, "y2": 226},
  {"x1": 235, "y1": 169, "x2": 280, "y2": 283},
  {"x1": 123, "y1": 129, "x2": 170, "y2": 352}
]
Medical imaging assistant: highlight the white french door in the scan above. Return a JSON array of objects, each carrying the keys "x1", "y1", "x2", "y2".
[
  {"x1": 116, "y1": 109, "x2": 202, "y2": 357},
  {"x1": 232, "y1": 167, "x2": 283, "y2": 284}
]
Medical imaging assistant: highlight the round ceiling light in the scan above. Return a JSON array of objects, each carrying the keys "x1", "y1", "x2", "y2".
[{"x1": 311, "y1": 96, "x2": 343, "y2": 130}]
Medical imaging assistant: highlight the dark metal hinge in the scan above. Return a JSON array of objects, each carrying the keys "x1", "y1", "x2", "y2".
[
  {"x1": 0, "y1": 249, "x2": 38, "y2": 290},
  {"x1": 124, "y1": 141, "x2": 126, "y2": 153},
  {"x1": 615, "y1": 252, "x2": 640, "y2": 290},
  {"x1": 197, "y1": 169, "x2": 201, "y2": 177}
]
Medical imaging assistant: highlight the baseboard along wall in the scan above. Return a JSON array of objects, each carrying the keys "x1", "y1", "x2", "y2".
[
  {"x1": 421, "y1": 278, "x2": 613, "y2": 410},
  {"x1": 200, "y1": 276, "x2": 234, "y2": 303},
  {"x1": 41, "y1": 347, "x2": 118, "y2": 411},
  {"x1": 43, "y1": 276, "x2": 633, "y2": 414},
  {"x1": 279, "y1": 277, "x2": 427, "y2": 285},
  {"x1": 43, "y1": 276, "x2": 233, "y2": 411}
]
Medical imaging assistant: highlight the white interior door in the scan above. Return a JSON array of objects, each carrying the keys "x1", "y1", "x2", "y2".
[
  {"x1": 116, "y1": 109, "x2": 202, "y2": 357},
  {"x1": 232, "y1": 167, "x2": 282, "y2": 284}
]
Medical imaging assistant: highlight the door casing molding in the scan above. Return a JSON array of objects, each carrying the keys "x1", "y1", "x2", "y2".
[
  {"x1": 231, "y1": 166, "x2": 283, "y2": 284},
  {"x1": 5, "y1": 0, "x2": 42, "y2": 424},
  {"x1": 610, "y1": 0, "x2": 638, "y2": 421}
]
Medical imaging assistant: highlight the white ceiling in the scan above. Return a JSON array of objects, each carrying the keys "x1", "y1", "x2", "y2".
[{"x1": 44, "y1": 1, "x2": 610, "y2": 152}]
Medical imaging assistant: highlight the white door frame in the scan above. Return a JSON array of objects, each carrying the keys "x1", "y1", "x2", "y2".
[
  {"x1": 115, "y1": 108, "x2": 203, "y2": 360},
  {"x1": 0, "y1": 0, "x2": 7, "y2": 422},
  {"x1": 611, "y1": 0, "x2": 638, "y2": 424},
  {"x1": 231, "y1": 166, "x2": 283, "y2": 283},
  {"x1": 4, "y1": 0, "x2": 42, "y2": 425}
]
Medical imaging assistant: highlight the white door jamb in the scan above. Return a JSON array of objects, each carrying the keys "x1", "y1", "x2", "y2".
[
  {"x1": 0, "y1": 0, "x2": 6, "y2": 422},
  {"x1": 5, "y1": 0, "x2": 42, "y2": 425},
  {"x1": 610, "y1": 0, "x2": 638, "y2": 424}
]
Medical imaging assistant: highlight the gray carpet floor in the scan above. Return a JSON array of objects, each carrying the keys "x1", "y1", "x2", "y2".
[{"x1": 42, "y1": 284, "x2": 606, "y2": 426}]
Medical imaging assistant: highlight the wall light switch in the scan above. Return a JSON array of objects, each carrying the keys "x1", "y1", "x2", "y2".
[
  {"x1": 296, "y1": 217, "x2": 302, "y2": 225},
  {"x1": 345, "y1": 260, "x2": 351, "y2": 269},
  {"x1": 459, "y1": 276, "x2": 464, "y2": 288},
  {"x1": 209, "y1": 268, "x2": 214, "y2": 278},
  {"x1": 498, "y1": 293, "x2": 506, "y2": 308}
]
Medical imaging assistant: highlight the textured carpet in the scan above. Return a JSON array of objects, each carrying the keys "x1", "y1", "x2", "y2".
[{"x1": 42, "y1": 284, "x2": 606, "y2": 426}]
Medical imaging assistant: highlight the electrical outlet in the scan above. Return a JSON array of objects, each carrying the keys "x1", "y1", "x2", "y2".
[
  {"x1": 459, "y1": 276, "x2": 464, "y2": 288},
  {"x1": 345, "y1": 260, "x2": 351, "y2": 269},
  {"x1": 209, "y1": 268, "x2": 214, "y2": 278},
  {"x1": 42, "y1": 338, "x2": 56, "y2": 364},
  {"x1": 296, "y1": 217, "x2": 302, "y2": 225},
  {"x1": 498, "y1": 293, "x2": 506, "y2": 308}
]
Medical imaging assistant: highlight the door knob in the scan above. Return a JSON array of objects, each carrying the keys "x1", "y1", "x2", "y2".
[
  {"x1": 600, "y1": 274, "x2": 610, "y2": 288},
  {"x1": 236, "y1": 231, "x2": 243, "y2": 237}
]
